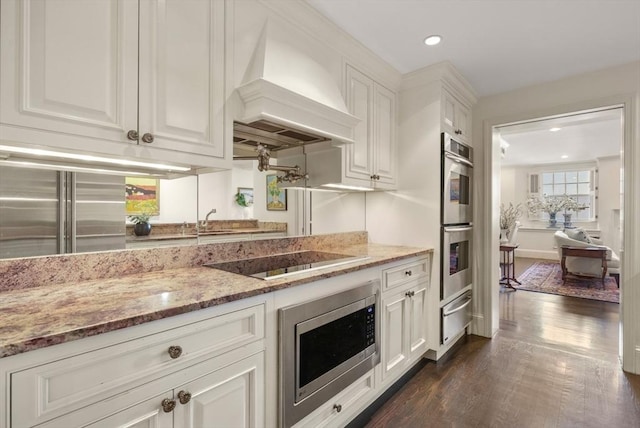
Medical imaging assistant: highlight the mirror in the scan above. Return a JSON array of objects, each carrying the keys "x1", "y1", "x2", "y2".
[{"x1": 0, "y1": 153, "x2": 366, "y2": 259}]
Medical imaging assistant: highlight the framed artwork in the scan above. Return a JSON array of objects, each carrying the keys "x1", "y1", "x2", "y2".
[
  {"x1": 266, "y1": 174, "x2": 287, "y2": 211},
  {"x1": 236, "y1": 187, "x2": 254, "y2": 207},
  {"x1": 125, "y1": 177, "x2": 160, "y2": 215}
]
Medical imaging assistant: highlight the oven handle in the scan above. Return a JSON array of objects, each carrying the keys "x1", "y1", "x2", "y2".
[
  {"x1": 444, "y1": 151, "x2": 474, "y2": 168},
  {"x1": 443, "y1": 226, "x2": 473, "y2": 233},
  {"x1": 443, "y1": 297, "x2": 472, "y2": 316}
]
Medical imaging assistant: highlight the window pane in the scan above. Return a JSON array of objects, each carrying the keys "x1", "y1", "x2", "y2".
[
  {"x1": 578, "y1": 183, "x2": 590, "y2": 194},
  {"x1": 566, "y1": 184, "x2": 578, "y2": 194},
  {"x1": 542, "y1": 185, "x2": 553, "y2": 195},
  {"x1": 542, "y1": 173, "x2": 554, "y2": 184},
  {"x1": 554, "y1": 172, "x2": 564, "y2": 183},
  {"x1": 577, "y1": 195, "x2": 591, "y2": 205},
  {"x1": 566, "y1": 171, "x2": 578, "y2": 183},
  {"x1": 578, "y1": 171, "x2": 590, "y2": 182},
  {"x1": 553, "y1": 184, "x2": 565, "y2": 195}
]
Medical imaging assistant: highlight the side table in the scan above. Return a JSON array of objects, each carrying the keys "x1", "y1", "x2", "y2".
[{"x1": 500, "y1": 244, "x2": 520, "y2": 290}]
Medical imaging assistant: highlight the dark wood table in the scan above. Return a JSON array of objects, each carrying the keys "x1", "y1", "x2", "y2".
[
  {"x1": 500, "y1": 244, "x2": 520, "y2": 290},
  {"x1": 560, "y1": 246, "x2": 607, "y2": 287}
]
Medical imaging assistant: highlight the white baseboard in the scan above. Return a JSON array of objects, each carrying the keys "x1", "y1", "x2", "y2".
[{"x1": 514, "y1": 249, "x2": 557, "y2": 260}]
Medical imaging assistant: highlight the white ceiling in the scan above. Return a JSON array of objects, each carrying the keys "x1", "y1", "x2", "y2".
[
  {"x1": 305, "y1": 1, "x2": 633, "y2": 165},
  {"x1": 497, "y1": 108, "x2": 623, "y2": 166},
  {"x1": 305, "y1": 0, "x2": 640, "y2": 97}
]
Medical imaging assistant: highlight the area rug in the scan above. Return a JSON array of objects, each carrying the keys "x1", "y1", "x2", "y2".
[{"x1": 515, "y1": 261, "x2": 619, "y2": 303}]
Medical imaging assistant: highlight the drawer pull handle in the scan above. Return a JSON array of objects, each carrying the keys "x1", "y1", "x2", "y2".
[
  {"x1": 405, "y1": 290, "x2": 415, "y2": 297},
  {"x1": 168, "y1": 345, "x2": 183, "y2": 359},
  {"x1": 405, "y1": 270, "x2": 412, "y2": 276},
  {"x1": 142, "y1": 132, "x2": 155, "y2": 143},
  {"x1": 333, "y1": 403, "x2": 342, "y2": 413},
  {"x1": 161, "y1": 398, "x2": 176, "y2": 413},
  {"x1": 178, "y1": 390, "x2": 192, "y2": 405},
  {"x1": 126, "y1": 130, "x2": 139, "y2": 141}
]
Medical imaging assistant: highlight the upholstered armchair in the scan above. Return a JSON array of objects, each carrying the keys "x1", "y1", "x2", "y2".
[{"x1": 553, "y1": 230, "x2": 620, "y2": 286}]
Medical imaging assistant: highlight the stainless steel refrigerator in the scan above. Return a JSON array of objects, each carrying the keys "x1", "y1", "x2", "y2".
[{"x1": 0, "y1": 165, "x2": 126, "y2": 259}]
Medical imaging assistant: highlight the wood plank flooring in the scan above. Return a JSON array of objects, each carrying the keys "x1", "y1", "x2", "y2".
[{"x1": 361, "y1": 258, "x2": 640, "y2": 427}]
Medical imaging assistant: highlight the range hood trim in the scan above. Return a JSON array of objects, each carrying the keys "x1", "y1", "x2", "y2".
[{"x1": 236, "y1": 78, "x2": 359, "y2": 145}]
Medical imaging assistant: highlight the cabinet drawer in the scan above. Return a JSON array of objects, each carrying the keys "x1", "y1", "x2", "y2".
[
  {"x1": 296, "y1": 370, "x2": 374, "y2": 428},
  {"x1": 382, "y1": 258, "x2": 429, "y2": 291},
  {"x1": 11, "y1": 304, "x2": 264, "y2": 427}
]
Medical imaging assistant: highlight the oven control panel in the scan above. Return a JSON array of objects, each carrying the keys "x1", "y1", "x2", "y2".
[{"x1": 365, "y1": 304, "x2": 375, "y2": 346}]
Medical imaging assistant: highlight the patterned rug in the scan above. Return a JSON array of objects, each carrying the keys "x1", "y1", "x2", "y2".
[{"x1": 515, "y1": 261, "x2": 619, "y2": 303}]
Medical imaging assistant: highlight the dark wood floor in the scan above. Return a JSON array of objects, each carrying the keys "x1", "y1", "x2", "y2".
[{"x1": 362, "y1": 258, "x2": 640, "y2": 427}]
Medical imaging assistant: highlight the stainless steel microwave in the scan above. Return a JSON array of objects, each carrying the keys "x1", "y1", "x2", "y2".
[{"x1": 278, "y1": 280, "x2": 380, "y2": 427}]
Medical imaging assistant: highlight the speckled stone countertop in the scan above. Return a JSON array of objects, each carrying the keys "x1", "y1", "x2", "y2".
[{"x1": 0, "y1": 233, "x2": 431, "y2": 358}]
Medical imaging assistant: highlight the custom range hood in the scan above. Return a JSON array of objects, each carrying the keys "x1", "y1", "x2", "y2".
[{"x1": 234, "y1": 20, "x2": 359, "y2": 159}]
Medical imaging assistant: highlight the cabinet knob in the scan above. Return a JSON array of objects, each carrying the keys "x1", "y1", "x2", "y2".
[
  {"x1": 405, "y1": 270, "x2": 412, "y2": 277},
  {"x1": 370, "y1": 174, "x2": 380, "y2": 180},
  {"x1": 161, "y1": 398, "x2": 176, "y2": 413},
  {"x1": 168, "y1": 345, "x2": 183, "y2": 359},
  {"x1": 455, "y1": 129, "x2": 462, "y2": 135},
  {"x1": 333, "y1": 403, "x2": 342, "y2": 413},
  {"x1": 178, "y1": 390, "x2": 192, "y2": 405},
  {"x1": 126, "y1": 130, "x2": 139, "y2": 141},
  {"x1": 405, "y1": 290, "x2": 415, "y2": 297},
  {"x1": 141, "y1": 132, "x2": 155, "y2": 143}
]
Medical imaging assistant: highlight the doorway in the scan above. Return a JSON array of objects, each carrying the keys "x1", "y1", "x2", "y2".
[{"x1": 491, "y1": 105, "x2": 625, "y2": 356}]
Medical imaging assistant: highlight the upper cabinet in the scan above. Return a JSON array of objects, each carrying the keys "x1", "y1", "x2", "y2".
[
  {"x1": 0, "y1": 0, "x2": 228, "y2": 168},
  {"x1": 441, "y1": 88, "x2": 471, "y2": 144},
  {"x1": 345, "y1": 64, "x2": 397, "y2": 190}
]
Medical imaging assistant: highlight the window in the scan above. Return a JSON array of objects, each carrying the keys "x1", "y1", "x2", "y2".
[{"x1": 540, "y1": 170, "x2": 595, "y2": 220}]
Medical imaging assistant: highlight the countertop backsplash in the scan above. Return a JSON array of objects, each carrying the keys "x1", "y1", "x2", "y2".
[{"x1": 0, "y1": 231, "x2": 368, "y2": 292}]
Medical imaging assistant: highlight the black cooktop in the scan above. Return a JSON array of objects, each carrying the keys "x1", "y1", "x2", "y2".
[{"x1": 204, "y1": 251, "x2": 362, "y2": 280}]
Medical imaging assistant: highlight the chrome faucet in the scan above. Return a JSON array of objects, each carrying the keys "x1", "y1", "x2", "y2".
[{"x1": 200, "y1": 208, "x2": 217, "y2": 231}]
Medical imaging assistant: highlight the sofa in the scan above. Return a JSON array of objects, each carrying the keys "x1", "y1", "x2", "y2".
[{"x1": 553, "y1": 230, "x2": 620, "y2": 286}]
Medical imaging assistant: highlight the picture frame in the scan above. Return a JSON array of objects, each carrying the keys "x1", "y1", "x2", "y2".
[
  {"x1": 236, "y1": 187, "x2": 254, "y2": 207},
  {"x1": 266, "y1": 174, "x2": 287, "y2": 211},
  {"x1": 125, "y1": 177, "x2": 160, "y2": 215}
]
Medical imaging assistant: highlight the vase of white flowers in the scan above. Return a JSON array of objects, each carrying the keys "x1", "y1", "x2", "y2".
[
  {"x1": 500, "y1": 203, "x2": 523, "y2": 243},
  {"x1": 526, "y1": 195, "x2": 566, "y2": 228}
]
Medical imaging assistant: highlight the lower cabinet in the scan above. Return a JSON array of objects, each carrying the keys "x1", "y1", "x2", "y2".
[
  {"x1": 80, "y1": 353, "x2": 264, "y2": 428},
  {"x1": 10, "y1": 302, "x2": 266, "y2": 428},
  {"x1": 381, "y1": 279, "x2": 428, "y2": 383}
]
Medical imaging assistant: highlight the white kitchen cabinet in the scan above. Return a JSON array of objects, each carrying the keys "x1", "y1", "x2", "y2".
[
  {"x1": 442, "y1": 88, "x2": 471, "y2": 144},
  {"x1": 0, "y1": 0, "x2": 227, "y2": 169},
  {"x1": 380, "y1": 257, "x2": 429, "y2": 383},
  {"x1": 344, "y1": 64, "x2": 397, "y2": 190},
  {"x1": 10, "y1": 302, "x2": 265, "y2": 427}
]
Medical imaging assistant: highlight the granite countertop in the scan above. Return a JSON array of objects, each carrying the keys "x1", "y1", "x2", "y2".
[
  {"x1": 126, "y1": 228, "x2": 282, "y2": 242},
  {"x1": 0, "y1": 243, "x2": 431, "y2": 358}
]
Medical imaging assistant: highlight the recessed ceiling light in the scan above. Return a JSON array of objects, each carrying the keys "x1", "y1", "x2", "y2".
[
  {"x1": 424, "y1": 35, "x2": 442, "y2": 46},
  {"x1": 561, "y1": 155, "x2": 569, "y2": 159},
  {"x1": 550, "y1": 127, "x2": 562, "y2": 132}
]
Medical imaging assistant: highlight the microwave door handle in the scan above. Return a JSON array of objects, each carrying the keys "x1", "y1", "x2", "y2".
[
  {"x1": 444, "y1": 226, "x2": 473, "y2": 233},
  {"x1": 444, "y1": 152, "x2": 473, "y2": 168},
  {"x1": 443, "y1": 297, "x2": 472, "y2": 316}
]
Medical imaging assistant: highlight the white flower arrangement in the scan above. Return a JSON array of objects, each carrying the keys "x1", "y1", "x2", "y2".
[
  {"x1": 526, "y1": 194, "x2": 588, "y2": 215},
  {"x1": 500, "y1": 203, "x2": 523, "y2": 230}
]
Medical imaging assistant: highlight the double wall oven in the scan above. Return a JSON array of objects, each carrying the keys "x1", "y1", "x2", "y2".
[{"x1": 440, "y1": 132, "x2": 473, "y2": 345}]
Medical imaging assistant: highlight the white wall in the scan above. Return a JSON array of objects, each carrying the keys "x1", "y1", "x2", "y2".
[
  {"x1": 311, "y1": 191, "x2": 366, "y2": 235},
  {"x1": 597, "y1": 156, "x2": 622, "y2": 252},
  {"x1": 473, "y1": 60, "x2": 640, "y2": 373}
]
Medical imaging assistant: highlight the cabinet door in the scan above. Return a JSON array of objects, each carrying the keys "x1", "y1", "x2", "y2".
[
  {"x1": 138, "y1": 0, "x2": 225, "y2": 159},
  {"x1": 344, "y1": 65, "x2": 374, "y2": 181},
  {"x1": 84, "y1": 392, "x2": 173, "y2": 428},
  {"x1": 174, "y1": 353, "x2": 264, "y2": 428},
  {"x1": 442, "y1": 89, "x2": 471, "y2": 143},
  {"x1": 0, "y1": 0, "x2": 138, "y2": 145},
  {"x1": 372, "y1": 83, "x2": 396, "y2": 186},
  {"x1": 381, "y1": 290, "x2": 409, "y2": 381},
  {"x1": 408, "y1": 284, "x2": 428, "y2": 358}
]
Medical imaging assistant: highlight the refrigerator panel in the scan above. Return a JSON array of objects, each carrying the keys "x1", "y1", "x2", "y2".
[
  {"x1": 74, "y1": 172, "x2": 126, "y2": 253},
  {"x1": 0, "y1": 166, "x2": 59, "y2": 259}
]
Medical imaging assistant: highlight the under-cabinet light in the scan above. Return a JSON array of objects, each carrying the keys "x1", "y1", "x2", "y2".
[
  {"x1": 0, "y1": 159, "x2": 163, "y2": 176},
  {"x1": 320, "y1": 183, "x2": 374, "y2": 192},
  {"x1": 0, "y1": 145, "x2": 191, "y2": 172},
  {"x1": 550, "y1": 127, "x2": 562, "y2": 132},
  {"x1": 424, "y1": 35, "x2": 442, "y2": 46}
]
